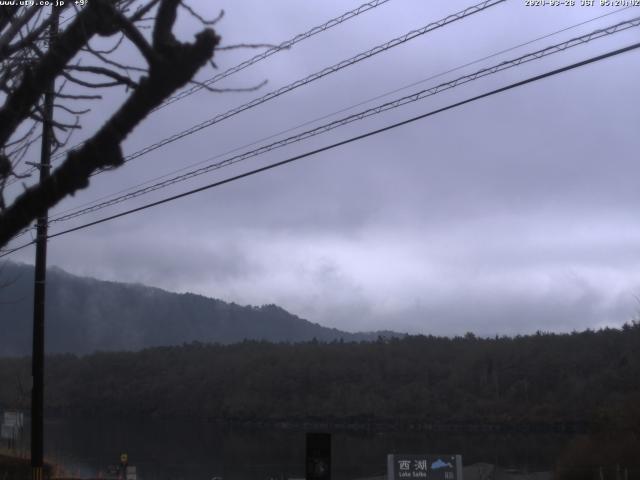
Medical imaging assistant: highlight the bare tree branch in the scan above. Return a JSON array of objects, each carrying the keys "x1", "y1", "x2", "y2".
[
  {"x1": 54, "y1": 103, "x2": 91, "y2": 115},
  {"x1": 83, "y1": 31, "x2": 125, "y2": 55},
  {"x1": 152, "y1": 0, "x2": 179, "y2": 50},
  {"x1": 115, "y1": 10, "x2": 159, "y2": 65},
  {"x1": 0, "y1": 0, "x2": 116, "y2": 146},
  {"x1": 61, "y1": 70, "x2": 128, "y2": 89},
  {"x1": 129, "y1": 0, "x2": 161, "y2": 22},
  {"x1": 179, "y1": 3, "x2": 223, "y2": 26},
  {"x1": 0, "y1": 0, "x2": 219, "y2": 247},
  {"x1": 0, "y1": 12, "x2": 52, "y2": 61},
  {"x1": 65, "y1": 64, "x2": 138, "y2": 89},
  {"x1": 0, "y1": 6, "x2": 39, "y2": 54},
  {"x1": 56, "y1": 92, "x2": 102, "y2": 100}
]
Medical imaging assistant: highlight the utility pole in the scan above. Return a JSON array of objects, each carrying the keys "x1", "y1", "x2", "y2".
[{"x1": 31, "y1": 7, "x2": 58, "y2": 480}]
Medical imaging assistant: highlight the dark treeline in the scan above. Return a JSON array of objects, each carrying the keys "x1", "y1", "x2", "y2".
[{"x1": 0, "y1": 324, "x2": 639, "y2": 431}]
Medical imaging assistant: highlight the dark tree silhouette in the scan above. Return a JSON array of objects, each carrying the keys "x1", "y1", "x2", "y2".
[
  {"x1": 1, "y1": 323, "x2": 638, "y2": 430},
  {"x1": 0, "y1": 0, "x2": 221, "y2": 248}
]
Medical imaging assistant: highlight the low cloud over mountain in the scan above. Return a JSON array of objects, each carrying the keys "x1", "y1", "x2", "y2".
[{"x1": 0, "y1": 262, "x2": 401, "y2": 356}]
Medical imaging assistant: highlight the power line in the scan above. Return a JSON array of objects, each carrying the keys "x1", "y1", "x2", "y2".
[
  {"x1": 33, "y1": 0, "x2": 502, "y2": 179},
  {"x1": 10, "y1": 0, "x2": 396, "y2": 182},
  {"x1": 331, "y1": 5, "x2": 633, "y2": 119},
  {"x1": 156, "y1": 0, "x2": 395, "y2": 111},
  {"x1": 0, "y1": 242, "x2": 32, "y2": 258},
  {"x1": 111, "y1": 0, "x2": 505, "y2": 169},
  {"x1": 3, "y1": 39, "x2": 638, "y2": 258},
  {"x1": 38, "y1": 42, "x2": 640, "y2": 238},
  {"x1": 45, "y1": 5, "x2": 633, "y2": 223},
  {"x1": 43, "y1": 16, "x2": 640, "y2": 226},
  {"x1": 5, "y1": 8, "x2": 636, "y2": 244},
  {"x1": 7, "y1": 12, "x2": 638, "y2": 244}
]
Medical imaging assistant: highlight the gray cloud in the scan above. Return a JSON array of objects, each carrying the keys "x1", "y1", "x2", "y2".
[{"x1": 5, "y1": 0, "x2": 640, "y2": 335}]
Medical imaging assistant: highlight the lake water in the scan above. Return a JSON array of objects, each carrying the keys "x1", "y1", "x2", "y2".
[{"x1": 10, "y1": 417, "x2": 573, "y2": 480}]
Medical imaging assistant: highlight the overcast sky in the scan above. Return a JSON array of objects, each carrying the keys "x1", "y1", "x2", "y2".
[{"x1": 5, "y1": 0, "x2": 640, "y2": 335}]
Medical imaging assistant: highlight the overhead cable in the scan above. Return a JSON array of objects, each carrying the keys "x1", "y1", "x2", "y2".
[
  {"x1": 3, "y1": 40, "x2": 639, "y2": 258},
  {"x1": 11, "y1": 0, "x2": 396, "y2": 182},
  {"x1": 9, "y1": 0, "x2": 500, "y2": 186},
  {"x1": 45, "y1": 16, "x2": 640, "y2": 225},
  {"x1": 47, "y1": 5, "x2": 633, "y2": 221},
  {"x1": 113, "y1": 0, "x2": 505, "y2": 168},
  {"x1": 157, "y1": 0, "x2": 395, "y2": 110}
]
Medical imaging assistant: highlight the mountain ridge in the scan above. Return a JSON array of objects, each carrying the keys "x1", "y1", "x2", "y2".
[{"x1": 0, "y1": 261, "x2": 403, "y2": 356}]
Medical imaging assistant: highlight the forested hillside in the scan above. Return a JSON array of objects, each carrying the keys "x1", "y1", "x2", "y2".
[
  {"x1": 0, "y1": 262, "x2": 399, "y2": 355},
  {"x1": 1, "y1": 326, "x2": 638, "y2": 430}
]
